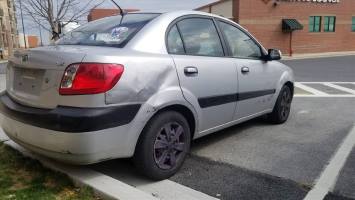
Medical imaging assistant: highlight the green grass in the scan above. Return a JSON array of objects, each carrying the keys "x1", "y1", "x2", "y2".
[{"x1": 0, "y1": 143, "x2": 101, "y2": 200}]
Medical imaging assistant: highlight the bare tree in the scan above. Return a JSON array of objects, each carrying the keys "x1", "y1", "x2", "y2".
[{"x1": 18, "y1": 0, "x2": 105, "y2": 41}]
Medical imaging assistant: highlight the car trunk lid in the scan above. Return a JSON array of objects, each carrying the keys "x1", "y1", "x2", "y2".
[{"x1": 7, "y1": 46, "x2": 87, "y2": 109}]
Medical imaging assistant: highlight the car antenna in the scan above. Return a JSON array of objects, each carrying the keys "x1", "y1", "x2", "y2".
[{"x1": 110, "y1": 0, "x2": 126, "y2": 16}]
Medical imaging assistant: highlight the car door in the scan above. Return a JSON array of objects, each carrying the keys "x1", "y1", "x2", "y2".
[
  {"x1": 167, "y1": 17, "x2": 238, "y2": 132},
  {"x1": 217, "y1": 20, "x2": 279, "y2": 120}
]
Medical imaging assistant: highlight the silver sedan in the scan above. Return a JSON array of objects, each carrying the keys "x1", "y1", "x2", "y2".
[{"x1": 0, "y1": 11, "x2": 294, "y2": 180}]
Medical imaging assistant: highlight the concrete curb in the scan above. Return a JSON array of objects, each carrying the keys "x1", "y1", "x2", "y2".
[
  {"x1": 0, "y1": 130, "x2": 9, "y2": 142},
  {"x1": 0, "y1": 61, "x2": 7, "y2": 74},
  {"x1": 282, "y1": 51, "x2": 355, "y2": 60},
  {"x1": 0, "y1": 130, "x2": 158, "y2": 200},
  {"x1": 0, "y1": 129, "x2": 219, "y2": 200}
]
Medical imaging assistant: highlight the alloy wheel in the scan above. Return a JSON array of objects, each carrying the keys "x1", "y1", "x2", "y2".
[
  {"x1": 153, "y1": 122, "x2": 186, "y2": 170},
  {"x1": 280, "y1": 88, "x2": 292, "y2": 120}
]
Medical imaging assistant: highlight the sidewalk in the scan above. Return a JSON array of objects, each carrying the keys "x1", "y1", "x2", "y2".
[{"x1": 282, "y1": 51, "x2": 355, "y2": 60}]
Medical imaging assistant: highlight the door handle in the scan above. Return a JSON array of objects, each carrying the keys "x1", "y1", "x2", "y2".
[
  {"x1": 241, "y1": 66, "x2": 250, "y2": 74},
  {"x1": 184, "y1": 66, "x2": 198, "y2": 76}
]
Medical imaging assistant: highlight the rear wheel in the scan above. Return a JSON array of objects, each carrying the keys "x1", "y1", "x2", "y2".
[
  {"x1": 267, "y1": 85, "x2": 293, "y2": 124},
  {"x1": 133, "y1": 111, "x2": 191, "y2": 180}
]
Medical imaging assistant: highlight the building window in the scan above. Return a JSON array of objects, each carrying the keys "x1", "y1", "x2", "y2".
[
  {"x1": 352, "y1": 17, "x2": 355, "y2": 32},
  {"x1": 324, "y1": 16, "x2": 336, "y2": 32},
  {"x1": 309, "y1": 16, "x2": 321, "y2": 32}
]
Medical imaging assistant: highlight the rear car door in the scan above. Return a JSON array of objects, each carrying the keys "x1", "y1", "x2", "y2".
[
  {"x1": 217, "y1": 20, "x2": 279, "y2": 119},
  {"x1": 167, "y1": 16, "x2": 238, "y2": 132}
]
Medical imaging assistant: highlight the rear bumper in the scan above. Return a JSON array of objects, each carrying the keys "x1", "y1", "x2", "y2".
[
  {"x1": 0, "y1": 92, "x2": 140, "y2": 132},
  {"x1": 0, "y1": 92, "x2": 142, "y2": 164}
]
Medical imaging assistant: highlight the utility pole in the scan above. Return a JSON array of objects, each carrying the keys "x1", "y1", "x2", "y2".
[
  {"x1": 39, "y1": 23, "x2": 43, "y2": 46},
  {"x1": 18, "y1": 0, "x2": 27, "y2": 48}
]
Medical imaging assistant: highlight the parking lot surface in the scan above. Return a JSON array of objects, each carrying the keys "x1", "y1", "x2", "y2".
[
  {"x1": 91, "y1": 56, "x2": 355, "y2": 200},
  {"x1": 1, "y1": 55, "x2": 355, "y2": 200},
  {"x1": 281, "y1": 55, "x2": 355, "y2": 82}
]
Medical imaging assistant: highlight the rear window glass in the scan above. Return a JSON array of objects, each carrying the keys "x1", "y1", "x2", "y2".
[{"x1": 57, "y1": 13, "x2": 160, "y2": 48}]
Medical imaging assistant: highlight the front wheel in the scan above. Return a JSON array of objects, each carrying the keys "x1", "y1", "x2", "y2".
[
  {"x1": 267, "y1": 85, "x2": 293, "y2": 124},
  {"x1": 133, "y1": 111, "x2": 191, "y2": 180}
]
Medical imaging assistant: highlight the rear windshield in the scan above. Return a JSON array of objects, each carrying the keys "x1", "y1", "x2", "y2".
[{"x1": 57, "y1": 13, "x2": 160, "y2": 48}]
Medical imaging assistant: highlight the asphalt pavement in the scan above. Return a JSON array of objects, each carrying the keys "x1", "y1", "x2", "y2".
[
  {"x1": 90, "y1": 56, "x2": 355, "y2": 200},
  {"x1": 1, "y1": 56, "x2": 355, "y2": 200},
  {"x1": 174, "y1": 56, "x2": 355, "y2": 200},
  {"x1": 171, "y1": 98, "x2": 355, "y2": 200},
  {"x1": 282, "y1": 55, "x2": 355, "y2": 82}
]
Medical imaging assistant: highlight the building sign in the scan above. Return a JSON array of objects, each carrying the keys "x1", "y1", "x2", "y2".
[{"x1": 276, "y1": 0, "x2": 340, "y2": 3}]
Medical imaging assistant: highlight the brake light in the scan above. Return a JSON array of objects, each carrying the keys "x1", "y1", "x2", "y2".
[{"x1": 59, "y1": 63, "x2": 124, "y2": 95}]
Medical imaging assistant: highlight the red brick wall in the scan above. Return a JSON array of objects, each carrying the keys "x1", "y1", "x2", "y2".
[
  {"x1": 237, "y1": 0, "x2": 355, "y2": 55},
  {"x1": 27, "y1": 36, "x2": 38, "y2": 48}
]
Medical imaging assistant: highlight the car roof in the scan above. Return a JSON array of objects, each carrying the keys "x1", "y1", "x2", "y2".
[
  {"x1": 125, "y1": 10, "x2": 240, "y2": 54},
  {"x1": 120, "y1": 10, "x2": 229, "y2": 21}
]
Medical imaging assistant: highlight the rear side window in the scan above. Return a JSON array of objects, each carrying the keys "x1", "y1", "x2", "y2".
[
  {"x1": 58, "y1": 13, "x2": 160, "y2": 48},
  {"x1": 167, "y1": 25, "x2": 185, "y2": 54},
  {"x1": 176, "y1": 18, "x2": 224, "y2": 57}
]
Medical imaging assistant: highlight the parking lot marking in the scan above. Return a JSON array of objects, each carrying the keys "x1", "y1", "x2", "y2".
[
  {"x1": 323, "y1": 83, "x2": 355, "y2": 95},
  {"x1": 295, "y1": 94, "x2": 355, "y2": 98},
  {"x1": 294, "y1": 82, "x2": 355, "y2": 97},
  {"x1": 304, "y1": 124, "x2": 355, "y2": 200},
  {"x1": 295, "y1": 83, "x2": 329, "y2": 96},
  {"x1": 297, "y1": 82, "x2": 355, "y2": 84}
]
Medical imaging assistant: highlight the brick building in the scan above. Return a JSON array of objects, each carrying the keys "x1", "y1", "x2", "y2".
[
  {"x1": 196, "y1": 0, "x2": 355, "y2": 55},
  {"x1": 19, "y1": 34, "x2": 39, "y2": 48},
  {"x1": 88, "y1": 8, "x2": 140, "y2": 22},
  {"x1": 0, "y1": 0, "x2": 19, "y2": 57}
]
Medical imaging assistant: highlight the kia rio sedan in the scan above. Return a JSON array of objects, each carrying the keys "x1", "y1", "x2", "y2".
[{"x1": 0, "y1": 11, "x2": 294, "y2": 180}]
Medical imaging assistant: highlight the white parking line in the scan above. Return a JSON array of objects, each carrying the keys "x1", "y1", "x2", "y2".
[
  {"x1": 322, "y1": 83, "x2": 355, "y2": 95},
  {"x1": 294, "y1": 82, "x2": 355, "y2": 97},
  {"x1": 295, "y1": 82, "x2": 329, "y2": 96},
  {"x1": 298, "y1": 82, "x2": 355, "y2": 84},
  {"x1": 295, "y1": 95, "x2": 355, "y2": 98},
  {"x1": 303, "y1": 124, "x2": 355, "y2": 200}
]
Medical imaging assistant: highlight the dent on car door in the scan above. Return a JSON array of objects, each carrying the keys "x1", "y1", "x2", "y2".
[
  {"x1": 167, "y1": 17, "x2": 238, "y2": 132},
  {"x1": 217, "y1": 20, "x2": 278, "y2": 119}
]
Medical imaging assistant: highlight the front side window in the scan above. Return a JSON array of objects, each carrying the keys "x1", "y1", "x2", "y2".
[
  {"x1": 58, "y1": 13, "x2": 160, "y2": 48},
  {"x1": 218, "y1": 21, "x2": 262, "y2": 59},
  {"x1": 309, "y1": 16, "x2": 321, "y2": 32},
  {"x1": 167, "y1": 25, "x2": 185, "y2": 54},
  {"x1": 177, "y1": 18, "x2": 224, "y2": 57},
  {"x1": 352, "y1": 17, "x2": 355, "y2": 32},
  {"x1": 324, "y1": 16, "x2": 336, "y2": 32}
]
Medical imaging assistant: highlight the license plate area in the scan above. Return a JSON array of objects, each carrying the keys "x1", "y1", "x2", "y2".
[{"x1": 13, "y1": 67, "x2": 45, "y2": 96}]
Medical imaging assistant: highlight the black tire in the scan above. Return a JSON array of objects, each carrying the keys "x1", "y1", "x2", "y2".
[
  {"x1": 133, "y1": 111, "x2": 191, "y2": 180},
  {"x1": 267, "y1": 85, "x2": 293, "y2": 124}
]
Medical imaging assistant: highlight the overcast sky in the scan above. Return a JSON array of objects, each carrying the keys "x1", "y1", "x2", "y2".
[{"x1": 17, "y1": 0, "x2": 216, "y2": 44}]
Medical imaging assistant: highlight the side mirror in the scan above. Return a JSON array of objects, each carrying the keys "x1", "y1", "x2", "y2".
[{"x1": 266, "y1": 49, "x2": 282, "y2": 61}]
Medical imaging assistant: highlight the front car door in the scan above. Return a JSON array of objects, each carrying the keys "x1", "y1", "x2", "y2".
[
  {"x1": 217, "y1": 20, "x2": 279, "y2": 120},
  {"x1": 167, "y1": 16, "x2": 238, "y2": 133}
]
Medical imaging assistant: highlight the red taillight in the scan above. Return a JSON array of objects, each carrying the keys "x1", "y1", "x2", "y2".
[{"x1": 59, "y1": 63, "x2": 124, "y2": 95}]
